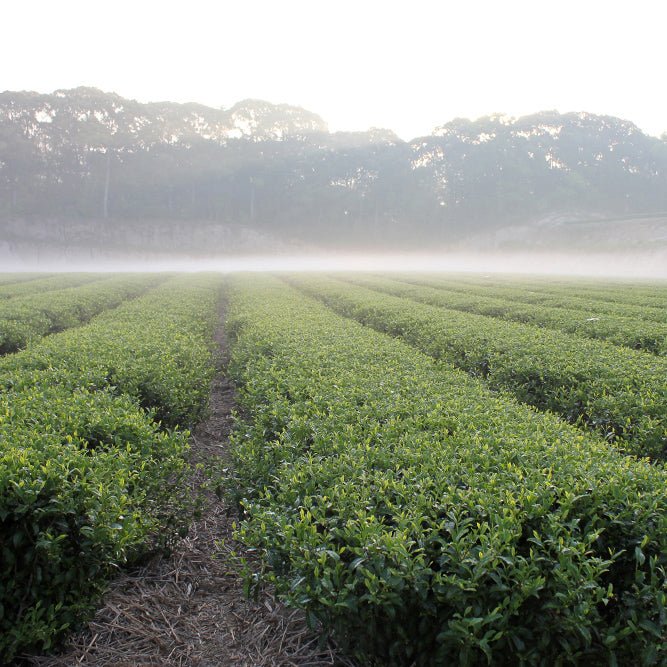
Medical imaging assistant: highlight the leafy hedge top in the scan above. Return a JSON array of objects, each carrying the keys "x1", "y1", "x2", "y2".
[
  {"x1": 0, "y1": 273, "x2": 167, "y2": 354},
  {"x1": 0, "y1": 273, "x2": 103, "y2": 299},
  {"x1": 227, "y1": 275, "x2": 667, "y2": 666},
  {"x1": 0, "y1": 274, "x2": 221, "y2": 426},
  {"x1": 341, "y1": 273, "x2": 667, "y2": 355},
  {"x1": 288, "y1": 274, "x2": 667, "y2": 460},
  {"x1": 0, "y1": 273, "x2": 223, "y2": 662},
  {"x1": 0, "y1": 273, "x2": 51, "y2": 288},
  {"x1": 392, "y1": 273, "x2": 667, "y2": 324}
]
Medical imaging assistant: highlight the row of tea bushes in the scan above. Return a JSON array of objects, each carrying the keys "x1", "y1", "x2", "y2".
[
  {"x1": 0, "y1": 274, "x2": 223, "y2": 662},
  {"x1": 0, "y1": 273, "x2": 168, "y2": 355},
  {"x1": 0, "y1": 273, "x2": 50, "y2": 287},
  {"x1": 226, "y1": 275, "x2": 667, "y2": 666},
  {"x1": 445, "y1": 274, "x2": 667, "y2": 310},
  {"x1": 0, "y1": 275, "x2": 221, "y2": 427},
  {"x1": 0, "y1": 387, "x2": 190, "y2": 661},
  {"x1": 340, "y1": 274, "x2": 667, "y2": 355},
  {"x1": 289, "y1": 276, "x2": 667, "y2": 461},
  {"x1": 393, "y1": 274, "x2": 667, "y2": 325},
  {"x1": 0, "y1": 273, "x2": 102, "y2": 299}
]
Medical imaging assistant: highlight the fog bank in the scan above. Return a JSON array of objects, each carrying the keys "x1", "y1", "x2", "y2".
[{"x1": 2, "y1": 249, "x2": 666, "y2": 279}]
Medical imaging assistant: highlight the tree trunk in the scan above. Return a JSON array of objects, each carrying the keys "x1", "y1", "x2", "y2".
[
  {"x1": 249, "y1": 178, "x2": 255, "y2": 222},
  {"x1": 103, "y1": 154, "x2": 111, "y2": 219}
]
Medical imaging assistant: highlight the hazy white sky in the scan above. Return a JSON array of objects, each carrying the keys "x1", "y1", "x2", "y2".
[{"x1": 2, "y1": 0, "x2": 666, "y2": 140}]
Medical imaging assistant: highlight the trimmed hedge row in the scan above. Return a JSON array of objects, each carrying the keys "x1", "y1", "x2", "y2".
[
  {"x1": 452, "y1": 275, "x2": 667, "y2": 310},
  {"x1": 226, "y1": 275, "x2": 667, "y2": 666},
  {"x1": 289, "y1": 275, "x2": 667, "y2": 460},
  {"x1": 0, "y1": 273, "x2": 49, "y2": 287},
  {"x1": 0, "y1": 273, "x2": 167, "y2": 355},
  {"x1": 0, "y1": 274, "x2": 221, "y2": 427},
  {"x1": 0, "y1": 274, "x2": 223, "y2": 662},
  {"x1": 340, "y1": 274, "x2": 667, "y2": 355},
  {"x1": 0, "y1": 388, "x2": 190, "y2": 659},
  {"x1": 394, "y1": 274, "x2": 667, "y2": 325},
  {"x1": 0, "y1": 273, "x2": 102, "y2": 299}
]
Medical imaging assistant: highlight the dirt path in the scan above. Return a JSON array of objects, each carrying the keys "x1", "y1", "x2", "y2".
[{"x1": 25, "y1": 307, "x2": 353, "y2": 667}]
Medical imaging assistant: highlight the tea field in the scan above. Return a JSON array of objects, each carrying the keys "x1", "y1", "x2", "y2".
[{"x1": 1, "y1": 272, "x2": 666, "y2": 665}]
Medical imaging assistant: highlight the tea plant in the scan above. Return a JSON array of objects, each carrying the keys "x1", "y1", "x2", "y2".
[
  {"x1": 0, "y1": 273, "x2": 167, "y2": 354},
  {"x1": 227, "y1": 276, "x2": 667, "y2": 666},
  {"x1": 0, "y1": 273, "x2": 101, "y2": 299},
  {"x1": 394, "y1": 274, "x2": 667, "y2": 325},
  {"x1": 342, "y1": 274, "x2": 667, "y2": 355},
  {"x1": 0, "y1": 273, "x2": 49, "y2": 288},
  {"x1": 0, "y1": 274, "x2": 223, "y2": 661},
  {"x1": 290, "y1": 275, "x2": 667, "y2": 460}
]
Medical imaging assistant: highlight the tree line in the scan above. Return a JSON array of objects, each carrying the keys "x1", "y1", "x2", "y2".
[{"x1": 1, "y1": 89, "x2": 666, "y2": 248}]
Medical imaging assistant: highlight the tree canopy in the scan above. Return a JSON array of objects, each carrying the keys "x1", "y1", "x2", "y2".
[{"x1": 1, "y1": 89, "x2": 666, "y2": 250}]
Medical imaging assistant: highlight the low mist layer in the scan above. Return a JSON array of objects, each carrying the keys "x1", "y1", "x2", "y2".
[{"x1": 2, "y1": 250, "x2": 666, "y2": 280}]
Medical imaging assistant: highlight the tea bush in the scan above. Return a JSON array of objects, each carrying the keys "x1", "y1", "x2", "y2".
[
  {"x1": 0, "y1": 273, "x2": 49, "y2": 288},
  {"x1": 227, "y1": 276, "x2": 667, "y2": 666},
  {"x1": 0, "y1": 273, "x2": 101, "y2": 299},
  {"x1": 290, "y1": 275, "x2": 667, "y2": 460},
  {"x1": 0, "y1": 273, "x2": 166, "y2": 354},
  {"x1": 395, "y1": 274, "x2": 667, "y2": 325},
  {"x1": 342, "y1": 274, "x2": 667, "y2": 355},
  {"x1": 0, "y1": 274, "x2": 222, "y2": 662},
  {"x1": 0, "y1": 388, "x2": 189, "y2": 659}
]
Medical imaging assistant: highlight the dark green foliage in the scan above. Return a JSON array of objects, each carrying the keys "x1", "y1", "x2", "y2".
[
  {"x1": 289, "y1": 275, "x2": 667, "y2": 460},
  {"x1": 342, "y1": 274, "x2": 667, "y2": 355},
  {"x1": 0, "y1": 388, "x2": 188, "y2": 659},
  {"x1": 0, "y1": 273, "x2": 166, "y2": 354},
  {"x1": 0, "y1": 274, "x2": 222, "y2": 662},
  {"x1": 226, "y1": 276, "x2": 667, "y2": 666}
]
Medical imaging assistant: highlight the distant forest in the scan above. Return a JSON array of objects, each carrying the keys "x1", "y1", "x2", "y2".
[{"x1": 1, "y1": 87, "x2": 666, "y2": 250}]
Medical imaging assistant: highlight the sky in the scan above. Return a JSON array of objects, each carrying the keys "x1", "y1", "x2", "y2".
[{"x1": 2, "y1": 0, "x2": 666, "y2": 141}]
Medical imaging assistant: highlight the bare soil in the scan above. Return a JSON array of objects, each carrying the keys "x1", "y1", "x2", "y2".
[{"x1": 23, "y1": 305, "x2": 354, "y2": 667}]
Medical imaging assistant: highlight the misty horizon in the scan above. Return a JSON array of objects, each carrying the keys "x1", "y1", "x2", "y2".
[
  {"x1": 2, "y1": 87, "x2": 667, "y2": 279},
  {"x1": 2, "y1": 250, "x2": 667, "y2": 280}
]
